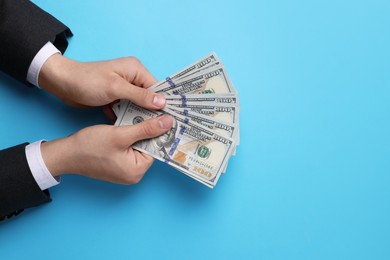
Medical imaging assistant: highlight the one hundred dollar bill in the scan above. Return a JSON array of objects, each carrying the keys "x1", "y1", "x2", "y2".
[
  {"x1": 113, "y1": 52, "x2": 239, "y2": 186},
  {"x1": 165, "y1": 105, "x2": 239, "y2": 169},
  {"x1": 165, "y1": 102, "x2": 240, "y2": 157},
  {"x1": 164, "y1": 103, "x2": 239, "y2": 126},
  {"x1": 149, "y1": 52, "x2": 221, "y2": 92},
  {"x1": 112, "y1": 102, "x2": 121, "y2": 116},
  {"x1": 153, "y1": 65, "x2": 236, "y2": 95},
  {"x1": 165, "y1": 94, "x2": 238, "y2": 106},
  {"x1": 165, "y1": 106, "x2": 238, "y2": 141},
  {"x1": 116, "y1": 101, "x2": 235, "y2": 187}
]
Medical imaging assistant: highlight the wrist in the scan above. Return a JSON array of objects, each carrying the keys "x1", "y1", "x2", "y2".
[
  {"x1": 38, "y1": 53, "x2": 78, "y2": 100},
  {"x1": 40, "y1": 137, "x2": 80, "y2": 177}
]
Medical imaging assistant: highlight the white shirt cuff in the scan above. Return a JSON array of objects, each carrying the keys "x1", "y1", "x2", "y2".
[
  {"x1": 25, "y1": 140, "x2": 60, "y2": 190},
  {"x1": 26, "y1": 41, "x2": 61, "y2": 88}
]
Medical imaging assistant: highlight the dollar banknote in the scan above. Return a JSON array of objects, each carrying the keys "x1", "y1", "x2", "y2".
[
  {"x1": 116, "y1": 101, "x2": 235, "y2": 187},
  {"x1": 152, "y1": 66, "x2": 236, "y2": 95},
  {"x1": 165, "y1": 105, "x2": 239, "y2": 145},
  {"x1": 164, "y1": 94, "x2": 238, "y2": 105},
  {"x1": 149, "y1": 52, "x2": 221, "y2": 92},
  {"x1": 114, "y1": 52, "x2": 239, "y2": 188}
]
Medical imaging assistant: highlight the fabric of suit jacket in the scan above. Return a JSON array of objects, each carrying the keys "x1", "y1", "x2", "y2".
[{"x1": 0, "y1": 0, "x2": 72, "y2": 220}]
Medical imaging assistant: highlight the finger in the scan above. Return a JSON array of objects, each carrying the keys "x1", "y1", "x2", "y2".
[
  {"x1": 126, "y1": 57, "x2": 157, "y2": 88},
  {"x1": 120, "y1": 115, "x2": 174, "y2": 145},
  {"x1": 133, "y1": 150, "x2": 154, "y2": 171},
  {"x1": 126, "y1": 148, "x2": 154, "y2": 172},
  {"x1": 112, "y1": 78, "x2": 166, "y2": 110},
  {"x1": 122, "y1": 150, "x2": 153, "y2": 184}
]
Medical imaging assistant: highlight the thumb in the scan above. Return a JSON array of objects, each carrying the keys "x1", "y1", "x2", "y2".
[
  {"x1": 120, "y1": 115, "x2": 174, "y2": 144},
  {"x1": 113, "y1": 78, "x2": 166, "y2": 110}
]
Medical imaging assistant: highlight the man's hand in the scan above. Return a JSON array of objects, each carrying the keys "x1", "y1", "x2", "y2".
[
  {"x1": 38, "y1": 54, "x2": 165, "y2": 110},
  {"x1": 38, "y1": 54, "x2": 171, "y2": 184},
  {"x1": 40, "y1": 115, "x2": 174, "y2": 184}
]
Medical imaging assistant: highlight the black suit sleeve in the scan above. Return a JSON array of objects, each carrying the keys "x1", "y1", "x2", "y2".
[
  {"x1": 0, "y1": 0, "x2": 73, "y2": 84},
  {"x1": 0, "y1": 144, "x2": 51, "y2": 219},
  {"x1": 0, "y1": 0, "x2": 73, "y2": 220}
]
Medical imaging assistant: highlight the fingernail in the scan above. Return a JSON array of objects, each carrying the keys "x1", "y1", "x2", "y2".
[
  {"x1": 153, "y1": 95, "x2": 166, "y2": 108},
  {"x1": 158, "y1": 115, "x2": 173, "y2": 129}
]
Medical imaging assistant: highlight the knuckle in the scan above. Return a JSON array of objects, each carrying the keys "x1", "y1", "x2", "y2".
[
  {"x1": 121, "y1": 172, "x2": 136, "y2": 185},
  {"x1": 133, "y1": 175, "x2": 143, "y2": 184},
  {"x1": 124, "y1": 172, "x2": 144, "y2": 185},
  {"x1": 145, "y1": 155, "x2": 154, "y2": 165},
  {"x1": 140, "y1": 88, "x2": 152, "y2": 102},
  {"x1": 123, "y1": 56, "x2": 141, "y2": 67},
  {"x1": 139, "y1": 160, "x2": 152, "y2": 173},
  {"x1": 123, "y1": 177, "x2": 136, "y2": 185},
  {"x1": 129, "y1": 56, "x2": 141, "y2": 65}
]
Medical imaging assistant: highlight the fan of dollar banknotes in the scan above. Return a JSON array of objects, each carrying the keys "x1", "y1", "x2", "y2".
[{"x1": 112, "y1": 52, "x2": 239, "y2": 188}]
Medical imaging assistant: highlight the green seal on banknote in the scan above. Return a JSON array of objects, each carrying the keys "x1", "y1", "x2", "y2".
[
  {"x1": 197, "y1": 145, "x2": 211, "y2": 159},
  {"x1": 113, "y1": 52, "x2": 239, "y2": 188}
]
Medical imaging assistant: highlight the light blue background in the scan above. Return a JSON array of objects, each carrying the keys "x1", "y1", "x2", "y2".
[{"x1": 1, "y1": 0, "x2": 390, "y2": 259}]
